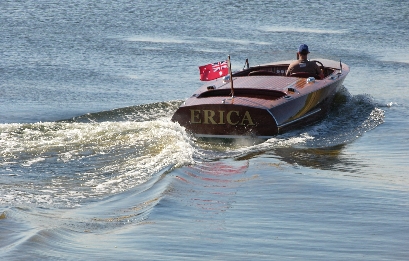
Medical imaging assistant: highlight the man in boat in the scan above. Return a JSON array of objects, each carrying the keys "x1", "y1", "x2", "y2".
[{"x1": 286, "y1": 44, "x2": 324, "y2": 79}]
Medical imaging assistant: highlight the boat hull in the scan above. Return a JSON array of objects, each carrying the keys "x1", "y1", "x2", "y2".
[{"x1": 273, "y1": 77, "x2": 344, "y2": 133}]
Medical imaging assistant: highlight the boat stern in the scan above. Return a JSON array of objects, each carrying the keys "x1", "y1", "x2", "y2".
[{"x1": 171, "y1": 103, "x2": 278, "y2": 138}]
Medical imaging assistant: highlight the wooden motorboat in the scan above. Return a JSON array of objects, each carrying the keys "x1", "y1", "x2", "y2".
[{"x1": 171, "y1": 59, "x2": 349, "y2": 139}]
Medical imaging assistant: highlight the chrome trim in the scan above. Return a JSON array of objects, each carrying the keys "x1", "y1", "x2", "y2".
[
  {"x1": 266, "y1": 108, "x2": 279, "y2": 127},
  {"x1": 307, "y1": 77, "x2": 315, "y2": 83}
]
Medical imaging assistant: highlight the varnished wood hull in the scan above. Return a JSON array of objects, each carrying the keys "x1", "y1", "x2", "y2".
[{"x1": 172, "y1": 59, "x2": 349, "y2": 138}]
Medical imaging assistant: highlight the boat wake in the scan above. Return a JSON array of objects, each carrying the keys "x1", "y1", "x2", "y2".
[
  {"x1": 63, "y1": 100, "x2": 182, "y2": 123},
  {"x1": 191, "y1": 86, "x2": 384, "y2": 161},
  {"x1": 299, "y1": 86, "x2": 384, "y2": 147},
  {"x1": 0, "y1": 101, "x2": 193, "y2": 207},
  {"x1": 0, "y1": 90, "x2": 383, "y2": 208}
]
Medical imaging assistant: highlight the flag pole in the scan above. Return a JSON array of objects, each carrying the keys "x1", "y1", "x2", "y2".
[{"x1": 228, "y1": 55, "x2": 234, "y2": 97}]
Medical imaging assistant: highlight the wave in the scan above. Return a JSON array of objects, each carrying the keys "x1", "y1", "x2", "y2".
[
  {"x1": 261, "y1": 26, "x2": 347, "y2": 34},
  {"x1": 300, "y1": 87, "x2": 384, "y2": 147},
  {"x1": 62, "y1": 100, "x2": 182, "y2": 123},
  {"x1": 199, "y1": 36, "x2": 271, "y2": 46},
  {"x1": 124, "y1": 35, "x2": 195, "y2": 44},
  {"x1": 123, "y1": 34, "x2": 272, "y2": 47},
  {"x1": 0, "y1": 101, "x2": 194, "y2": 207}
]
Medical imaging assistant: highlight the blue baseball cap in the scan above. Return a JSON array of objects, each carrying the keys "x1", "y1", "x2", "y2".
[{"x1": 298, "y1": 44, "x2": 309, "y2": 54}]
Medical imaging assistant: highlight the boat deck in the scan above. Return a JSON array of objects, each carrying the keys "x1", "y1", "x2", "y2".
[
  {"x1": 185, "y1": 59, "x2": 346, "y2": 109},
  {"x1": 186, "y1": 75, "x2": 326, "y2": 109}
]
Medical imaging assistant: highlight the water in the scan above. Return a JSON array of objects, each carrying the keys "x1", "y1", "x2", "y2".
[{"x1": 1, "y1": 0, "x2": 409, "y2": 260}]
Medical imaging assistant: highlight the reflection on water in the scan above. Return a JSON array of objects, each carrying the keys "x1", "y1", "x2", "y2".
[
  {"x1": 175, "y1": 161, "x2": 250, "y2": 210},
  {"x1": 273, "y1": 145, "x2": 359, "y2": 171}
]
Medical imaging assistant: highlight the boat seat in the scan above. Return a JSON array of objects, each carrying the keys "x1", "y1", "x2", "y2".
[{"x1": 248, "y1": 70, "x2": 276, "y2": 76}]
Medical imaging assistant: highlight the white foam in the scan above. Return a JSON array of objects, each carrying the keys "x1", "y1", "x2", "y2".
[
  {"x1": 386, "y1": 102, "x2": 398, "y2": 107},
  {"x1": 201, "y1": 134, "x2": 313, "y2": 161},
  {"x1": 91, "y1": 121, "x2": 196, "y2": 194},
  {"x1": 0, "y1": 120, "x2": 196, "y2": 207},
  {"x1": 22, "y1": 157, "x2": 45, "y2": 167}
]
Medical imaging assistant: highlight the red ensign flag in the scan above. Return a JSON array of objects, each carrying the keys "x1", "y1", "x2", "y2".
[{"x1": 199, "y1": 60, "x2": 229, "y2": 81}]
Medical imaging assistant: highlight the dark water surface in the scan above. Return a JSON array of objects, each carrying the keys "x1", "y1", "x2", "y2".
[{"x1": 1, "y1": 0, "x2": 409, "y2": 260}]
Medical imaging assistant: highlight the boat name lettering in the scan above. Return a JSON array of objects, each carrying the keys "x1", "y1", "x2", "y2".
[{"x1": 190, "y1": 109, "x2": 255, "y2": 126}]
